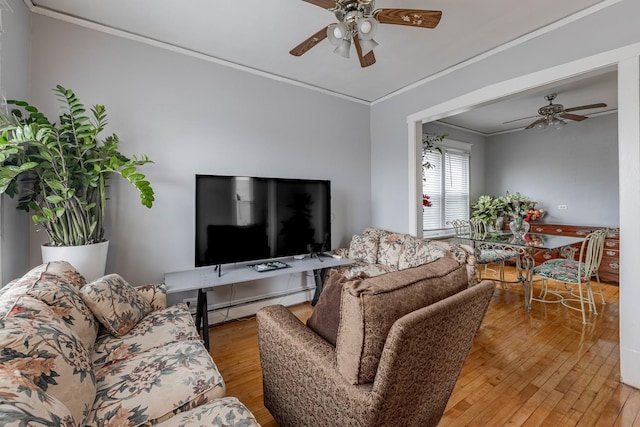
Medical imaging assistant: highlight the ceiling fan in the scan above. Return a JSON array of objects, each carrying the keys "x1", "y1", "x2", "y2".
[
  {"x1": 505, "y1": 94, "x2": 607, "y2": 130},
  {"x1": 290, "y1": 0, "x2": 442, "y2": 68}
]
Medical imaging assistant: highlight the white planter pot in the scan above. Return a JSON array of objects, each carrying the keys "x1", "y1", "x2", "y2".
[{"x1": 41, "y1": 241, "x2": 109, "y2": 283}]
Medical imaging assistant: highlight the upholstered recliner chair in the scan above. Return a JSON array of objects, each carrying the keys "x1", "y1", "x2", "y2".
[{"x1": 257, "y1": 257, "x2": 495, "y2": 427}]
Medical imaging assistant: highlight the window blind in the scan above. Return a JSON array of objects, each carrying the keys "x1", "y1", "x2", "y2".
[{"x1": 423, "y1": 147, "x2": 470, "y2": 231}]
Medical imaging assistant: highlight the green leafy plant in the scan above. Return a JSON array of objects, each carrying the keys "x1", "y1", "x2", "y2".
[
  {"x1": 422, "y1": 132, "x2": 446, "y2": 170},
  {"x1": 470, "y1": 195, "x2": 506, "y2": 225},
  {"x1": 0, "y1": 85, "x2": 154, "y2": 246}
]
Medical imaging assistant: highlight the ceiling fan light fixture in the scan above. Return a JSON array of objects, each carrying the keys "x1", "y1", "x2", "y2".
[
  {"x1": 334, "y1": 38, "x2": 351, "y2": 58},
  {"x1": 550, "y1": 117, "x2": 566, "y2": 130},
  {"x1": 357, "y1": 17, "x2": 378, "y2": 40},
  {"x1": 359, "y1": 38, "x2": 378, "y2": 55},
  {"x1": 327, "y1": 22, "x2": 349, "y2": 46}
]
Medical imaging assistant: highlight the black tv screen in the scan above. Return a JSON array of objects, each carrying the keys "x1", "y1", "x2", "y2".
[{"x1": 195, "y1": 175, "x2": 331, "y2": 267}]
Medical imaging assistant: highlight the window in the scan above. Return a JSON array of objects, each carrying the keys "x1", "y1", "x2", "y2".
[{"x1": 422, "y1": 143, "x2": 470, "y2": 231}]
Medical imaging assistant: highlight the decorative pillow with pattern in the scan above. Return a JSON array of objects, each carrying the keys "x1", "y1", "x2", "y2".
[
  {"x1": 347, "y1": 234, "x2": 379, "y2": 264},
  {"x1": 376, "y1": 233, "x2": 408, "y2": 268},
  {"x1": 362, "y1": 227, "x2": 393, "y2": 240},
  {"x1": 136, "y1": 283, "x2": 167, "y2": 312},
  {"x1": 0, "y1": 366, "x2": 77, "y2": 427},
  {"x1": 80, "y1": 274, "x2": 152, "y2": 336},
  {"x1": 398, "y1": 237, "x2": 449, "y2": 269},
  {"x1": 0, "y1": 296, "x2": 96, "y2": 425}
]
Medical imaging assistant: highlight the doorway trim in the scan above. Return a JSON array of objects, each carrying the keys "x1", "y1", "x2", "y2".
[{"x1": 405, "y1": 41, "x2": 640, "y2": 388}]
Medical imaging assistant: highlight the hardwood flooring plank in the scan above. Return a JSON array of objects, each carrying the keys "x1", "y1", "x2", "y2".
[{"x1": 615, "y1": 386, "x2": 640, "y2": 426}]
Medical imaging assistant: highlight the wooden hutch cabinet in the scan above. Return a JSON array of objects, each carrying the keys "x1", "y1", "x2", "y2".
[{"x1": 527, "y1": 223, "x2": 620, "y2": 284}]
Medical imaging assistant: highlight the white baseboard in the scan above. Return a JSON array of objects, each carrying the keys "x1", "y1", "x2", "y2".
[
  {"x1": 205, "y1": 288, "x2": 314, "y2": 325},
  {"x1": 620, "y1": 346, "x2": 640, "y2": 388}
]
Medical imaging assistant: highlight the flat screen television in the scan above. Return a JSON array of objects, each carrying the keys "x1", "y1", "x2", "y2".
[{"x1": 195, "y1": 175, "x2": 331, "y2": 267}]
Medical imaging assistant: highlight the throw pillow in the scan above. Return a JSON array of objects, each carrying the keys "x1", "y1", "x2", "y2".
[
  {"x1": 136, "y1": 283, "x2": 168, "y2": 311},
  {"x1": 0, "y1": 367, "x2": 77, "y2": 426},
  {"x1": 336, "y1": 257, "x2": 469, "y2": 385},
  {"x1": 306, "y1": 269, "x2": 352, "y2": 346},
  {"x1": 80, "y1": 274, "x2": 152, "y2": 336},
  {"x1": 376, "y1": 233, "x2": 408, "y2": 268},
  {"x1": 347, "y1": 234, "x2": 379, "y2": 264},
  {"x1": 398, "y1": 237, "x2": 449, "y2": 270}
]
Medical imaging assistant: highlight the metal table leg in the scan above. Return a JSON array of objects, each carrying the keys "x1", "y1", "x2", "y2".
[{"x1": 196, "y1": 288, "x2": 210, "y2": 351}]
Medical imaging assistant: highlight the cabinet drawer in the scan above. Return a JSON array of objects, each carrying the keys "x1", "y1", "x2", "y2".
[
  {"x1": 530, "y1": 223, "x2": 595, "y2": 236},
  {"x1": 599, "y1": 257, "x2": 620, "y2": 283},
  {"x1": 603, "y1": 239, "x2": 619, "y2": 251}
]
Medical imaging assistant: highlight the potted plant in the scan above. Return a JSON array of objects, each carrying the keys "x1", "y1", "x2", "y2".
[
  {"x1": 470, "y1": 195, "x2": 506, "y2": 231},
  {"x1": 0, "y1": 85, "x2": 154, "y2": 280}
]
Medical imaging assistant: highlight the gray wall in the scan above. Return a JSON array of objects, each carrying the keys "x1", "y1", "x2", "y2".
[
  {"x1": 26, "y1": 15, "x2": 372, "y2": 304},
  {"x1": 0, "y1": 0, "x2": 31, "y2": 285},
  {"x1": 485, "y1": 113, "x2": 618, "y2": 227},
  {"x1": 370, "y1": 0, "x2": 640, "y2": 233}
]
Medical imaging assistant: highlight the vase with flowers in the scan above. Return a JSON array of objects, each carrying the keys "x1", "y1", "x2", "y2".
[{"x1": 503, "y1": 192, "x2": 537, "y2": 239}]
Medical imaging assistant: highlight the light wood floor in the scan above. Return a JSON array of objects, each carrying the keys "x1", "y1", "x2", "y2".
[{"x1": 208, "y1": 266, "x2": 640, "y2": 426}]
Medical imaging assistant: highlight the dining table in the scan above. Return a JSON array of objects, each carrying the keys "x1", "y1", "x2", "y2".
[{"x1": 462, "y1": 231, "x2": 585, "y2": 312}]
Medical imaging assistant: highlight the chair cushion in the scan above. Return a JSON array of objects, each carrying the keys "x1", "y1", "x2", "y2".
[
  {"x1": 154, "y1": 397, "x2": 260, "y2": 427},
  {"x1": 80, "y1": 274, "x2": 152, "y2": 336},
  {"x1": 477, "y1": 248, "x2": 517, "y2": 264},
  {"x1": 92, "y1": 303, "x2": 200, "y2": 366},
  {"x1": 533, "y1": 259, "x2": 590, "y2": 283},
  {"x1": 347, "y1": 234, "x2": 379, "y2": 264},
  {"x1": 336, "y1": 256, "x2": 470, "y2": 385},
  {"x1": 87, "y1": 340, "x2": 225, "y2": 426}
]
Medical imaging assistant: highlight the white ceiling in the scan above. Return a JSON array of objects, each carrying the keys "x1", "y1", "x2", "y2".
[
  {"x1": 438, "y1": 67, "x2": 618, "y2": 136},
  {"x1": 26, "y1": 0, "x2": 617, "y2": 134}
]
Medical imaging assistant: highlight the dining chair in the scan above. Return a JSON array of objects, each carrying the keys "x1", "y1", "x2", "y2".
[
  {"x1": 466, "y1": 218, "x2": 518, "y2": 285},
  {"x1": 446, "y1": 219, "x2": 470, "y2": 243},
  {"x1": 531, "y1": 229, "x2": 607, "y2": 324}
]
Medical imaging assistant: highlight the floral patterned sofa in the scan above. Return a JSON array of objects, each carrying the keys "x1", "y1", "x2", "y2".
[
  {"x1": 0, "y1": 261, "x2": 259, "y2": 427},
  {"x1": 334, "y1": 227, "x2": 478, "y2": 286}
]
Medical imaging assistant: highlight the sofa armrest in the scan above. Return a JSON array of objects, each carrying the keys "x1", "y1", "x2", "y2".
[
  {"x1": 257, "y1": 305, "x2": 375, "y2": 426},
  {"x1": 334, "y1": 247, "x2": 350, "y2": 258},
  {"x1": 135, "y1": 283, "x2": 167, "y2": 311}
]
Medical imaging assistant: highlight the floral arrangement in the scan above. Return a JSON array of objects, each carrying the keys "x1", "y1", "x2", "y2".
[
  {"x1": 471, "y1": 191, "x2": 545, "y2": 233},
  {"x1": 423, "y1": 194, "x2": 432, "y2": 208},
  {"x1": 503, "y1": 191, "x2": 545, "y2": 222}
]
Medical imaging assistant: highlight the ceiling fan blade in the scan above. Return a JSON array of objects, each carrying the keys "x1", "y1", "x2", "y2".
[
  {"x1": 353, "y1": 37, "x2": 376, "y2": 68},
  {"x1": 563, "y1": 103, "x2": 607, "y2": 112},
  {"x1": 290, "y1": 27, "x2": 328, "y2": 57},
  {"x1": 372, "y1": 9, "x2": 442, "y2": 29},
  {"x1": 502, "y1": 115, "x2": 540, "y2": 124},
  {"x1": 302, "y1": 0, "x2": 335, "y2": 9},
  {"x1": 525, "y1": 118, "x2": 546, "y2": 130},
  {"x1": 559, "y1": 113, "x2": 588, "y2": 122}
]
